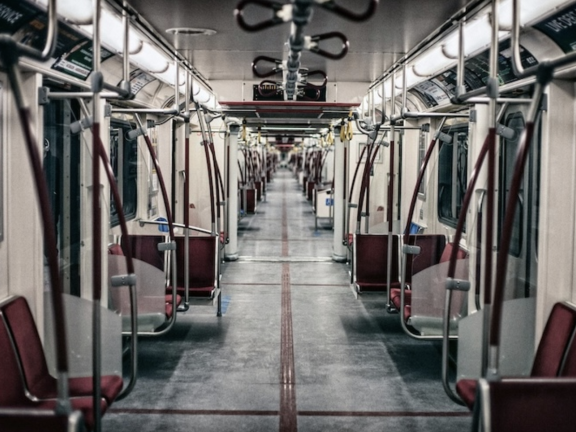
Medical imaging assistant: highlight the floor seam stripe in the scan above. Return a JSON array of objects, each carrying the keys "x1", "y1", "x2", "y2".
[{"x1": 280, "y1": 179, "x2": 297, "y2": 432}]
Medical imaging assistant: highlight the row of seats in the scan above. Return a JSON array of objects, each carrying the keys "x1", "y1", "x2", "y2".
[
  {"x1": 0, "y1": 296, "x2": 123, "y2": 430},
  {"x1": 351, "y1": 233, "x2": 466, "y2": 329},
  {"x1": 109, "y1": 234, "x2": 220, "y2": 326},
  {"x1": 350, "y1": 231, "x2": 576, "y2": 429}
]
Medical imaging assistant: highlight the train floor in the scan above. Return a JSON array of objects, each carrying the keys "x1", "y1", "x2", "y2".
[{"x1": 104, "y1": 169, "x2": 471, "y2": 431}]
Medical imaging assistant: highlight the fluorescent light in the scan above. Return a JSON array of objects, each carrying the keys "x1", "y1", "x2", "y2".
[
  {"x1": 155, "y1": 63, "x2": 186, "y2": 88},
  {"x1": 412, "y1": 45, "x2": 453, "y2": 77},
  {"x1": 80, "y1": 9, "x2": 143, "y2": 54},
  {"x1": 498, "y1": 0, "x2": 573, "y2": 28},
  {"x1": 376, "y1": 79, "x2": 392, "y2": 100},
  {"x1": 193, "y1": 84, "x2": 211, "y2": 104},
  {"x1": 36, "y1": 0, "x2": 94, "y2": 25},
  {"x1": 443, "y1": 15, "x2": 491, "y2": 58},
  {"x1": 131, "y1": 42, "x2": 169, "y2": 73},
  {"x1": 395, "y1": 67, "x2": 421, "y2": 89}
]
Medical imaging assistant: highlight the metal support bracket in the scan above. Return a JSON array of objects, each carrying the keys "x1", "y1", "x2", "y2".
[
  {"x1": 158, "y1": 241, "x2": 176, "y2": 251},
  {"x1": 111, "y1": 273, "x2": 137, "y2": 287},
  {"x1": 445, "y1": 277, "x2": 471, "y2": 292},
  {"x1": 403, "y1": 244, "x2": 421, "y2": 255}
]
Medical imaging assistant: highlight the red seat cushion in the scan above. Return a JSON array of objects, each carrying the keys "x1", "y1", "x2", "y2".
[
  {"x1": 456, "y1": 379, "x2": 477, "y2": 410},
  {"x1": 390, "y1": 288, "x2": 412, "y2": 311},
  {"x1": 0, "y1": 314, "x2": 107, "y2": 431}
]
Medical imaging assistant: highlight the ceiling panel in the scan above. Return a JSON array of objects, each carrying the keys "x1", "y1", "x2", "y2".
[{"x1": 123, "y1": 0, "x2": 471, "y2": 84}]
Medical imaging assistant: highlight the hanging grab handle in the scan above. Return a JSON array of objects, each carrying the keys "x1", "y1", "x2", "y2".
[
  {"x1": 235, "y1": 0, "x2": 289, "y2": 32},
  {"x1": 315, "y1": 0, "x2": 378, "y2": 22},
  {"x1": 252, "y1": 56, "x2": 283, "y2": 78},
  {"x1": 307, "y1": 32, "x2": 349, "y2": 60},
  {"x1": 303, "y1": 70, "x2": 328, "y2": 88},
  {"x1": 299, "y1": 86, "x2": 321, "y2": 101}
]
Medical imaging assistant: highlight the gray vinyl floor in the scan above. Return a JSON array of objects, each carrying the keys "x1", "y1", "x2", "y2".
[{"x1": 103, "y1": 169, "x2": 471, "y2": 431}]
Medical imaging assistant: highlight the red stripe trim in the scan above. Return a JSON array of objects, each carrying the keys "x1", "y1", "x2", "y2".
[
  {"x1": 298, "y1": 411, "x2": 471, "y2": 417},
  {"x1": 109, "y1": 409, "x2": 278, "y2": 416},
  {"x1": 280, "y1": 180, "x2": 297, "y2": 431},
  {"x1": 108, "y1": 408, "x2": 469, "y2": 418}
]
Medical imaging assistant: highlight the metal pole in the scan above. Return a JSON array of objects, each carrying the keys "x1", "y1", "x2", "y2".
[
  {"x1": 91, "y1": 1, "x2": 103, "y2": 430},
  {"x1": 332, "y1": 138, "x2": 347, "y2": 262},
  {"x1": 226, "y1": 125, "x2": 240, "y2": 260}
]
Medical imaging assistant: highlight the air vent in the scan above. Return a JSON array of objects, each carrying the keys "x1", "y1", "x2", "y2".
[{"x1": 166, "y1": 28, "x2": 216, "y2": 36}]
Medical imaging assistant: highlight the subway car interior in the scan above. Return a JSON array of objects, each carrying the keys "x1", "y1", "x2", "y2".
[{"x1": 1, "y1": 0, "x2": 576, "y2": 431}]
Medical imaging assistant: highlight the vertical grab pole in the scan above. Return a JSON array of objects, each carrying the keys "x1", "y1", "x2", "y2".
[
  {"x1": 332, "y1": 133, "x2": 347, "y2": 262},
  {"x1": 183, "y1": 67, "x2": 191, "y2": 309},
  {"x1": 483, "y1": 0, "x2": 500, "y2": 380},
  {"x1": 386, "y1": 71, "x2": 396, "y2": 308},
  {"x1": 91, "y1": 1, "x2": 103, "y2": 430},
  {"x1": 226, "y1": 125, "x2": 240, "y2": 261}
]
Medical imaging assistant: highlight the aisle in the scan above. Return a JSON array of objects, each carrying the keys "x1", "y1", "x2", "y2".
[{"x1": 104, "y1": 169, "x2": 470, "y2": 431}]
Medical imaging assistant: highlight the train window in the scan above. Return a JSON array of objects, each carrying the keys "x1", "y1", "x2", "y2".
[
  {"x1": 43, "y1": 98, "x2": 82, "y2": 296},
  {"x1": 0, "y1": 82, "x2": 3, "y2": 243},
  {"x1": 437, "y1": 125, "x2": 468, "y2": 229},
  {"x1": 109, "y1": 120, "x2": 138, "y2": 227},
  {"x1": 499, "y1": 113, "x2": 525, "y2": 258}
]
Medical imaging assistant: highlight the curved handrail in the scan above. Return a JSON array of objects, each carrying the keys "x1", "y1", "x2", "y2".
[
  {"x1": 489, "y1": 72, "x2": 550, "y2": 373},
  {"x1": 235, "y1": 0, "x2": 287, "y2": 32},
  {"x1": 133, "y1": 115, "x2": 178, "y2": 337},
  {"x1": 402, "y1": 122, "x2": 446, "y2": 244},
  {"x1": 316, "y1": 0, "x2": 379, "y2": 22},
  {"x1": 440, "y1": 132, "x2": 493, "y2": 404},
  {"x1": 308, "y1": 32, "x2": 349, "y2": 60},
  {"x1": 0, "y1": 35, "x2": 71, "y2": 411},
  {"x1": 78, "y1": 95, "x2": 138, "y2": 399},
  {"x1": 356, "y1": 139, "x2": 380, "y2": 233},
  {"x1": 344, "y1": 144, "x2": 368, "y2": 244},
  {"x1": 195, "y1": 104, "x2": 217, "y2": 233},
  {"x1": 139, "y1": 220, "x2": 215, "y2": 237}
]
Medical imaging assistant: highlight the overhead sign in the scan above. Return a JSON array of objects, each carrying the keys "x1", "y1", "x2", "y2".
[{"x1": 534, "y1": 4, "x2": 576, "y2": 53}]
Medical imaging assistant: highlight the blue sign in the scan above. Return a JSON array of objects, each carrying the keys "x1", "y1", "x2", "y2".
[{"x1": 325, "y1": 198, "x2": 334, "y2": 206}]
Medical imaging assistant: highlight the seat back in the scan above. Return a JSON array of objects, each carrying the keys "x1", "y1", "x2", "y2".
[
  {"x1": 0, "y1": 297, "x2": 50, "y2": 398},
  {"x1": 0, "y1": 309, "x2": 30, "y2": 406},
  {"x1": 121, "y1": 235, "x2": 165, "y2": 271},
  {"x1": 354, "y1": 234, "x2": 399, "y2": 287},
  {"x1": 175, "y1": 236, "x2": 217, "y2": 289},
  {"x1": 0, "y1": 409, "x2": 84, "y2": 432},
  {"x1": 479, "y1": 378, "x2": 576, "y2": 432},
  {"x1": 405, "y1": 234, "x2": 446, "y2": 281},
  {"x1": 532, "y1": 302, "x2": 576, "y2": 377}
]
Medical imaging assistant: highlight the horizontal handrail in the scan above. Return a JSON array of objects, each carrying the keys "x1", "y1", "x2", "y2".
[{"x1": 138, "y1": 220, "x2": 215, "y2": 237}]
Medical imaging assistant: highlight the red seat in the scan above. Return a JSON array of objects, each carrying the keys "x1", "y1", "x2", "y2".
[
  {"x1": 165, "y1": 294, "x2": 182, "y2": 318},
  {"x1": 0, "y1": 408, "x2": 84, "y2": 432},
  {"x1": 111, "y1": 239, "x2": 176, "y2": 318},
  {"x1": 0, "y1": 297, "x2": 123, "y2": 406},
  {"x1": 354, "y1": 234, "x2": 400, "y2": 293},
  {"x1": 120, "y1": 235, "x2": 165, "y2": 271},
  {"x1": 0, "y1": 311, "x2": 107, "y2": 431},
  {"x1": 168, "y1": 236, "x2": 217, "y2": 299},
  {"x1": 457, "y1": 302, "x2": 576, "y2": 409},
  {"x1": 477, "y1": 378, "x2": 576, "y2": 432},
  {"x1": 395, "y1": 238, "x2": 463, "y2": 323}
]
